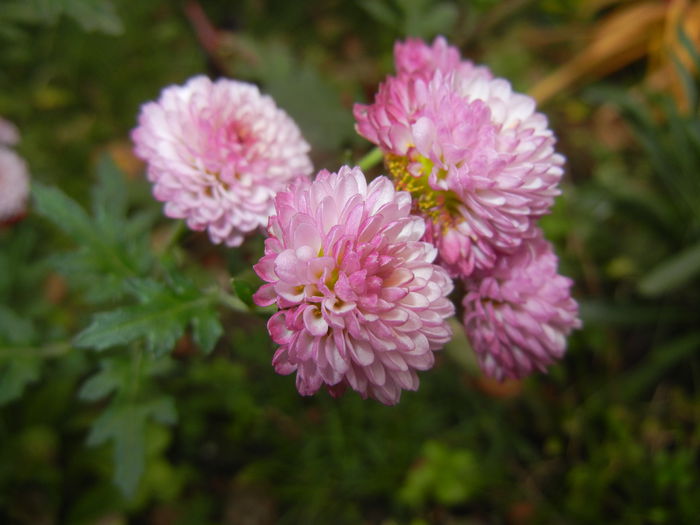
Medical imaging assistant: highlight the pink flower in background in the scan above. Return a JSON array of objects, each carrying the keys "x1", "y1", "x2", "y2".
[
  {"x1": 132, "y1": 75, "x2": 313, "y2": 246},
  {"x1": 0, "y1": 117, "x2": 19, "y2": 146},
  {"x1": 462, "y1": 235, "x2": 581, "y2": 380},
  {"x1": 0, "y1": 118, "x2": 29, "y2": 223},
  {"x1": 253, "y1": 166, "x2": 454, "y2": 405},
  {"x1": 0, "y1": 148, "x2": 30, "y2": 223},
  {"x1": 354, "y1": 37, "x2": 564, "y2": 277},
  {"x1": 393, "y1": 36, "x2": 462, "y2": 78}
]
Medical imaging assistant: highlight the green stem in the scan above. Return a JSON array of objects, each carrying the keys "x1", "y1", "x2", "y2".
[
  {"x1": 210, "y1": 286, "x2": 279, "y2": 316},
  {"x1": 212, "y1": 287, "x2": 250, "y2": 313},
  {"x1": 357, "y1": 147, "x2": 384, "y2": 171},
  {"x1": 0, "y1": 341, "x2": 72, "y2": 359},
  {"x1": 156, "y1": 220, "x2": 186, "y2": 254},
  {"x1": 129, "y1": 344, "x2": 144, "y2": 400}
]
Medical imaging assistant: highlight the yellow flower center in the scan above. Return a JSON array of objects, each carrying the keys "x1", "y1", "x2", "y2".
[{"x1": 385, "y1": 153, "x2": 460, "y2": 230}]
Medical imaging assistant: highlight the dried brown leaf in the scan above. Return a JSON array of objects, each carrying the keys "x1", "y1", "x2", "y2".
[{"x1": 530, "y1": 2, "x2": 667, "y2": 103}]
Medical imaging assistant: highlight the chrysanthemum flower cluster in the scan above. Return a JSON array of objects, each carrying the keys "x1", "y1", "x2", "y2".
[
  {"x1": 354, "y1": 37, "x2": 580, "y2": 384},
  {"x1": 0, "y1": 117, "x2": 30, "y2": 223},
  {"x1": 132, "y1": 37, "x2": 580, "y2": 404}
]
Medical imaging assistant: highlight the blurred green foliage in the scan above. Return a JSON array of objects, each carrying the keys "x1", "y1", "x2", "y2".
[{"x1": 1, "y1": 0, "x2": 699, "y2": 524}]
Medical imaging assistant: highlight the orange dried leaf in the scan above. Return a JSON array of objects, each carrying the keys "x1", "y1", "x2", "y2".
[{"x1": 530, "y1": 2, "x2": 667, "y2": 103}]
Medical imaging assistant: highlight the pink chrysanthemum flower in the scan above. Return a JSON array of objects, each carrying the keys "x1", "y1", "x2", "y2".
[
  {"x1": 354, "y1": 37, "x2": 564, "y2": 277},
  {"x1": 393, "y1": 36, "x2": 462, "y2": 79},
  {"x1": 253, "y1": 166, "x2": 455, "y2": 405},
  {"x1": 462, "y1": 235, "x2": 581, "y2": 380},
  {"x1": 132, "y1": 75, "x2": 313, "y2": 246},
  {"x1": 0, "y1": 148, "x2": 30, "y2": 222}
]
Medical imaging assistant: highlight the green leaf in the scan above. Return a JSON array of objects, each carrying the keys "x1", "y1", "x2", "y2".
[
  {"x1": 358, "y1": 0, "x2": 397, "y2": 27},
  {"x1": 78, "y1": 359, "x2": 122, "y2": 401},
  {"x1": 232, "y1": 278, "x2": 256, "y2": 307},
  {"x1": 0, "y1": 304, "x2": 35, "y2": 344},
  {"x1": 270, "y1": 66, "x2": 354, "y2": 151},
  {"x1": 32, "y1": 181, "x2": 96, "y2": 242},
  {"x1": 0, "y1": 305, "x2": 41, "y2": 406},
  {"x1": 34, "y1": 181, "x2": 136, "y2": 278},
  {"x1": 35, "y1": 162, "x2": 155, "y2": 303},
  {"x1": 74, "y1": 280, "x2": 212, "y2": 356},
  {"x1": 87, "y1": 403, "x2": 147, "y2": 498},
  {"x1": 639, "y1": 240, "x2": 700, "y2": 296},
  {"x1": 244, "y1": 39, "x2": 355, "y2": 151},
  {"x1": 74, "y1": 299, "x2": 199, "y2": 355},
  {"x1": 49, "y1": 251, "x2": 129, "y2": 303},
  {"x1": 398, "y1": 0, "x2": 457, "y2": 38},
  {"x1": 191, "y1": 309, "x2": 223, "y2": 354},
  {"x1": 19, "y1": 0, "x2": 124, "y2": 34},
  {"x1": 86, "y1": 396, "x2": 177, "y2": 498},
  {"x1": 92, "y1": 154, "x2": 128, "y2": 236},
  {"x1": 61, "y1": 0, "x2": 123, "y2": 35},
  {"x1": 123, "y1": 277, "x2": 166, "y2": 302},
  {"x1": 0, "y1": 356, "x2": 41, "y2": 405}
]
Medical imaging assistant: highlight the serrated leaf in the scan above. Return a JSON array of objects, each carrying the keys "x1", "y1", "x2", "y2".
[
  {"x1": 0, "y1": 303, "x2": 41, "y2": 406},
  {"x1": 0, "y1": 226, "x2": 43, "y2": 300},
  {"x1": 191, "y1": 309, "x2": 223, "y2": 354},
  {"x1": 35, "y1": 168, "x2": 155, "y2": 302},
  {"x1": 49, "y1": 251, "x2": 128, "y2": 303},
  {"x1": 249, "y1": 40, "x2": 354, "y2": 151},
  {"x1": 78, "y1": 359, "x2": 122, "y2": 401},
  {"x1": 32, "y1": 181, "x2": 96, "y2": 242},
  {"x1": 87, "y1": 403, "x2": 146, "y2": 498},
  {"x1": 162, "y1": 261, "x2": 197, "y2": 295},
  {"x1": 42, "y1": 0, "x2": 124, "y2": 35},
  {"x1": 86, "y1": 403, "x2": 124, "y2": 446},
  {"x1": 123, "y1": 277, "x2": 167, "y2": 302},
  {"x1": 92, "y1": 154, "x2": 128, "y2": 236},
  {"x1": 399, "y1": 0, "x2": 457, "y2": 38},
  {"x1": 0, "y1": 304, "x2": 35, "y2": 344},
  {"x1": 74, "y1": 292, "x2": 210, "y2": 356},
  {"x1": 76, "y1": 305, "x2": 179, "y2": 354},
  {"x1": 111, "y1": 412, "x2": 144, "y2": 497},
  {"x1": 86, "y1": 396, "x2": 176, "y2": 498},
  {"x1": 358, "y1": 0, "x2": 397, "y2": 27},
  {"x1": 0, "y1": 356, "x2": 41, "y2": 405},
  {"x1": 123, "y1": 208, "x2": 159, "y2": 240}
]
